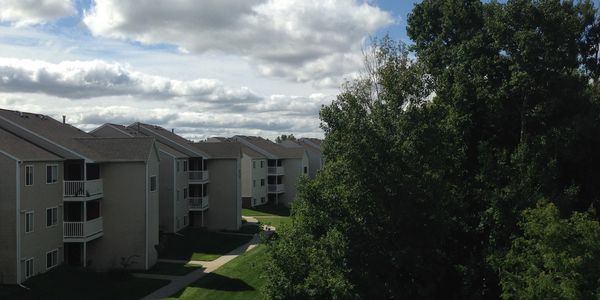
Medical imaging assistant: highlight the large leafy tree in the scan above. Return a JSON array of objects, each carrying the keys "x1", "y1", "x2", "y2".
[{"x1": 265, "y1": 0, "x2": 600, "y2": 298}]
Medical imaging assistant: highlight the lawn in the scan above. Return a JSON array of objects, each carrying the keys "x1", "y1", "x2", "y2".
[
  {"x1": 242, "y1": 204, "x2": 290, "y2": 217},
  {"x1": 145, "y1": 262, "x2": 203, "y2": 276},
  {"x1": 159, "y1": 228, "x2": 253, "y2": 261},
  {"x1": 167, "y1": 245, "x2": 269, "y2": 300},
  {"x1": 255, "y1": 216, "x2": 292, "y2": 229},
  {"x1": 0, "y1": 266, "x2": 169, "y2": 300}
]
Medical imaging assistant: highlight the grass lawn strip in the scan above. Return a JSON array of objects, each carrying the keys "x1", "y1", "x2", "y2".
[
  {"x1": 167, "y1": 245, "x2": 269, "y2": 300},
  {"x1": 0, "y1": 266, "x2": 169, "y2": 300},
  {"x1": 145, "y1": 262, "x2": 203, "y2": 276},
  {"x1": 160, "y1": 229, "x2": 253, "y2": 262}
]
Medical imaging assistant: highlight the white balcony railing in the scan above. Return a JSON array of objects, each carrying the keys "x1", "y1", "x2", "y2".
[
  {"x1": 268, "y1": 184, "x2": 285, "y2": 193},
  {"x1": 64, "y1": 179, "x2": 103, "y2": 198},
  {"x1": 63, "y1": 217, "x2": 103, "y2": 239},
  {"x1": 189, "y1": 196, "x2": 209, "y2": 210},
  {"x1": 188, "y1": 171, "x2": 209, "y2": 182},
  {"x1": 267, "y1": 166, "x2": 285, "y2": 175}
]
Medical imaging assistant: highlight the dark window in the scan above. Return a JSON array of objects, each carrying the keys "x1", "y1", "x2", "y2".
[
  {"x1": 304, "y1": 166, "x2": 308, "y2": 174},
  {"x1": 150, "y1": 176, "x2": 157, "y2": 192},
  {"x1": 46, "y1": 207, "x2": 57, "y2": 227},
  {"x1": 261, "y1": 179, "x2": 265, "y2": 186},
  {"x1": 25, "y1": 166, "x2": 34, "y2": 186},
  {"x1": 46, "y1": 165, "x2": 58, "y2": 184}
]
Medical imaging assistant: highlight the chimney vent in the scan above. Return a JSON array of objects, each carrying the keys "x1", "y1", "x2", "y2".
[
  {"x1": 62, "y1": 115, "x2": 66, "y2": 124},
  {"x1": 172, "y1": 128, "x2": 175, "y2": 134}
]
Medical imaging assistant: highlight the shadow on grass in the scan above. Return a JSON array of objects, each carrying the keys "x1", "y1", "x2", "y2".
[
  {"x1": 170, "y1": 273, "x2": 255, "y2": 298},
  {"x1": 242, "y1": 203, "x2": 290, "y2": 217},
  {"x1": 158, "y1": 229, "x2": 253, "y2": 261}
]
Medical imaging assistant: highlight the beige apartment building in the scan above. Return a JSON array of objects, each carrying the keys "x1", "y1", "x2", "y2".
[
  {"x1": 91, "y1": 124, "x2": 192, "y2": 233},
  {"x1": 280, "y1": 138, "x2": 323, "y2": 179},
  {"x1": 0, "y1": 110, "x2": 160, "y2": 284},
  {"x1": 189, "y1": 142, "x2": 242, "y2": 230},
  {"x1": 233, "y1": 136, "x2": 309, "y2": 207},
  {"x1": 240, "y1": 147, "x2": 268, "y2": 207},
  {"x1": 119, "y1": 123, "x2": 242, "y2": 231}
]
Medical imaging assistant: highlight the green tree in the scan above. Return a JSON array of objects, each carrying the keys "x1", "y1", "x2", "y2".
[
  {"x1": 275, "y1": 134, "x2": 296, "y2": 143},
  {"x1": 266, "y1": 0, "x2": 600, "y2": 298},
  {"x1": 492, "y1": 200, "x2": 600, "y2": 300}
]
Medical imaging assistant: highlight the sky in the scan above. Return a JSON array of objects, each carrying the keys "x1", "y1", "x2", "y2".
[{"x1": 0, "y1": 0, "x2": 420, "y2": 140}]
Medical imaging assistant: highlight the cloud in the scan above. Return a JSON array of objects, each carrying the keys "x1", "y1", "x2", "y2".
[
  {"x1": 83, "y1": 0, "x2": 393, "y2": 84},
  {"x1": 0, "y1": 0, "x2": 75, "y2": 26},
  {"x1": 0, "y1": 57, "x2": 261, "y2": 101}
]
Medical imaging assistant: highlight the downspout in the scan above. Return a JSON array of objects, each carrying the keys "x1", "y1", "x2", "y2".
[
  {"x1": 15, "y1": 161, "x2": 21, "y2": 284},
  {"x1": 173, "y1": 160, "x2": 176, "y2": 232},
  {"x1": 145, "y1": 162, "x2": 149, "y2": 270}
]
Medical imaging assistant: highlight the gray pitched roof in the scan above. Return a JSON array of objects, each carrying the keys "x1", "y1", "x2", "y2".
[
  {"x1": 234, "y1": 136, "x2": 305, "y2": 159},
  {"x1": 241, "y1": 146, "x2": 265, "y2": 159},
  {"x1": 0, "y1": 109, "x2": 157, "y2": 162},
  {"x1": 156, "y1": 141, "x2": 188, "y2": 159},
  {"x1": 189, "y1": 142, "x2": 241, "y2": 159},
  {"x1": 73, "y1": 137, "x2": 156, "y2": 162},
  {"x1": 0, "y1": 128, "x2": 62, "y2": 161},
  {"x1": 129, "y1": 122, "x2": 208, "y2": 158}
]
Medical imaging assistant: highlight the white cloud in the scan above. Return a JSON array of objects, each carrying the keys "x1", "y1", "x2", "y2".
[
  {"x1": 83, "y1": 0, "x2": 393, "y2": 84},
  {"x1": 0, "y1": 57, "x2": 261, "y2": 101},
  {"x1": 0, "y1": 0, "x2": 75, "y2": 26}
]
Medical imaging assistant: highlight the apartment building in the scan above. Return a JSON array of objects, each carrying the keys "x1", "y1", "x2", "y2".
[
  {"x1": 0, "y1": 110, "x2": 160, "y2": 284},
  {"x1": 189, "y1": 142, "x2": 242, "y2": 230},
  {"x1": 240, "y1": 147, "x2": 268, "y2": 207},
  {"x1": 0, "y1": 128, "x2": 64, "y2": 284},
  {"x1": 124, "y1": 123, "x2": 242, "y2": 231},
  {"x1": 280, "y1": 138, "x2": 323, "y2": 179},
  {"x1": 90, "y1": 124, "x2": 191, "y2": 233},
  {"x1": 233, "y1": 136, "x2": 309, "y2": 207}
]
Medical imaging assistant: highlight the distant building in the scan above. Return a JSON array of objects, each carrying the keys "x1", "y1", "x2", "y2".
[{"x1": 233, "y1": 136, "x2": 309, "y2": 207}]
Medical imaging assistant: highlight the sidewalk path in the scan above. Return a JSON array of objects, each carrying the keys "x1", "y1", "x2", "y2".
[{"x1": 140, "y1": 234, "x2": 261, "y2": 300}]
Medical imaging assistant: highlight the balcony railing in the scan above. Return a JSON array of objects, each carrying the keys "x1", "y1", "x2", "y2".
[
  {"x1": 188, "y1": 170, "x2": 209, "y2": 182},
  {"x1": 64, "y1": 179, "x2": 103, "y2": 198},
  {"x1": 63, "y1": 217, "x2": 103, "y2": 240},
  {"x1": 189, "y1": 196, "x2": 209, "y2": 211},
  {"x1": 268, "y1": 184, "x2": 285, "y2": 193},
  {"x1": 267, "y1": 166, "x2": 285, "y2": 175}
]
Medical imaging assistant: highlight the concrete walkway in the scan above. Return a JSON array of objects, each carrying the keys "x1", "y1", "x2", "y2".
[
  {"x1": 243, "y1": 216, "x2": 276, "y2": 232},
  {"x1": 140, "y1": 234, "x2": 261, "y2": 300}
]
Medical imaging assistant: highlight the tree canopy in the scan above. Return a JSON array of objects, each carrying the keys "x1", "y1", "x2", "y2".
[{"x1": 264, "y1": 0, "x2": 600, "y2": 298}]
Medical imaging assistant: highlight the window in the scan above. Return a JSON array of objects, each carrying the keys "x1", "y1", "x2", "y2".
[
  {"x1": 260, "y1": 161, "x2": 264, "y2": 168},
  {"x1": 25, "y1": 258, "x2": 34, "y2": 279},
  {"x1": 183, "y1": 188, "x2": 188, "y2": 199},
  {"x1": 150, "y1": 176, "x2": 157, "y2": 192},
  {"x1": 46, "y1": 165, "x2": 58, "y2": 184},
  {"x1": 46, "y1": 207, "x2": 58, "y2": 227},
  {"x1": 46, "y1": 249, "x2": 58, "y2": 270},
  {"x1": 253, "y1": 161, "x2": 256, "y2": 168},
  {"x1": 25, "y1": 165, "x2": 34, "y2": 186},
  {"x1": 183, "y1": 161, "x2": 188, "y2": 172},
  {"x1": 261, "y1": 179, "x2": 265, "y2": 186},
  {"x1": 304, "y1": 166, "x2": 308, "y2": 174},
  {"x1": 25, "y1": 211, "x2": 34, "y2": 233},
  {"x1": 253, "y1": 180, "x2": 256, "y2": 187},
  {"x1": 261, "y1": 197, "x2": 265, "y2": 203},
  {"x1": 176, "y1": 190, "x2": 180, "y2": 201},
  {"x1": 176, "y1": 161, "x2": 180, "y2": 172},
  {"x1": 183, "y1": 215, "x2": 188, "y2": 226},
  {"x1": 253, "y1": 198, "x2": 257, "y2": 205}
]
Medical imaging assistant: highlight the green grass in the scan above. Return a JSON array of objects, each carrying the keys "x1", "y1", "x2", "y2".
[
  {"x1": 159, "y1": 228, "x2": 253, "y2": 262},
  {"x1": 222, "y1": 224, "x2": 261, "y2": 235},
  {"x1": 0, "y1": 266, "x2": 169, "y2": 300},
  {"x1": 255, "y1": 216, "x2": 292, "y2": 229},
  {"x1": 168, "y1": 245, "x2": 269, "y2": 300},
  {"x1": 145, "y1": 262, "x2": 203, "y2": 276},
  {"x1": 242, "y1": 204, "x2": 290, "y2": 217}
]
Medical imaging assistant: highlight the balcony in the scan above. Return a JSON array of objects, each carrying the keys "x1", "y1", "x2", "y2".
[
  {"x1": 63, "y1": 217, "x2": 104, "y2": 242},
  {"x1": 188, "y1": 171, "x2": 209, "y2": 183},
  {"x1": 189, "y1": 196, "x2": 209, "y2": 211},
  {"x1": 268, "y1": 184, "x2": 285, "y2": 194},
  {"x1": 64, "y1": 179, "x2": 103, "y2": 201},
  {"x1": 268, "y1": 166, "x2": 285, "y2": 175}
]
